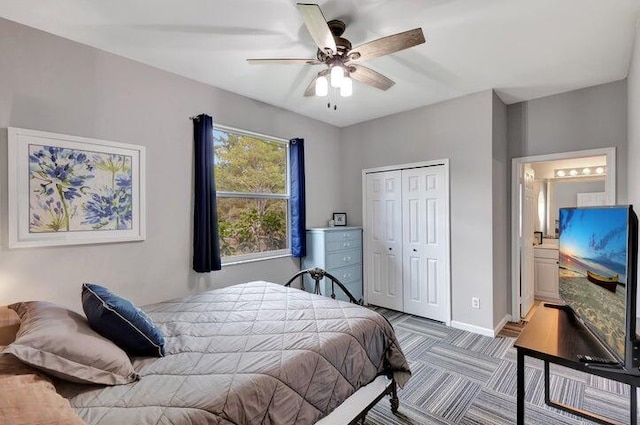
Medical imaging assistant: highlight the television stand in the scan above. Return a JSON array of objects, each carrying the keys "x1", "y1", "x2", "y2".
[{"x1": 514, "y1": 304, "x2": 639, "y2": 425}]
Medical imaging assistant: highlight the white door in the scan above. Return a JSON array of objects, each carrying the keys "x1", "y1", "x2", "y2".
[
  {"x1": 365, "y1": 171, "x2": 403, "y2": 310},
  {"x1": 401, "y1": 166, "x2": 448, "y2": 321},
  {"x1": 521, "y1": 168, "x2": 535, "y2": 318}
]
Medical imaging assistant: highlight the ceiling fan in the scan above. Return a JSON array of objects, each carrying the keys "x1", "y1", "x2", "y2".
[{"x1": 247, "y1": 3, "x2": 426, "y2": 100}]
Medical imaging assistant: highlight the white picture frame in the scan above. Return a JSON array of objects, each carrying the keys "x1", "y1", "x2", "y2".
[{"x1": 8, "y1": 127, "x2": 146, "y2": 248}]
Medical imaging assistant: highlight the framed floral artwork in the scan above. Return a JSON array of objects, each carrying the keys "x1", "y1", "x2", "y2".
[{"x1": 8, "y1": 127, "x2": 146, "y2": 248}]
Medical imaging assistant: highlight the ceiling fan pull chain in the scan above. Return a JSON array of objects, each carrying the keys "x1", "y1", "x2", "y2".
[{"x1": 327, "y1": 89, "x2": 338, "y2": 111}]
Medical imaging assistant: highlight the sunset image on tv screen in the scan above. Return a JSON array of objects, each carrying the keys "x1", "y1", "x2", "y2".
[{"x1": 558, "y1": 207, "x2": 628, "y2": 360}]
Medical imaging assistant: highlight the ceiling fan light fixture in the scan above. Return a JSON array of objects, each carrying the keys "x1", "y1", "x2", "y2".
[
  {"x1": 247, "y1": 4, "x2": 426, "y2": 102},
  {"x1": 340, "y1": 75, "x2": 352, "y2": 97},
  {"x1": 315, "y1": 75, "x2": 328, "y2": 96},
  {"x1": 330, "y1": 65, "x2": 344, "y2": 88}
]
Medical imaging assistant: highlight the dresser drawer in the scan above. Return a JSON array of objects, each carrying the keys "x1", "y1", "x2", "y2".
[
  {"x1": 325, "y1": 229, "x2": 361, "y2": 244},
  {"x1": 534, "y1": 247, "x2": 558, "y2": 260},
  {"x1": 326, "y1": 237, "x2": 361, "y2": 252},
  {"x1": 326, "y1": 249, "x2": 361, "y2": 269},
  {"x1": 328, "y1": 264, "x2": 361, "y2": 285}
]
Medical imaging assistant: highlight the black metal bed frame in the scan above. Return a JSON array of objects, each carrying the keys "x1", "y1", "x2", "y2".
[
  {"x1": 284, "y1": 266, "x2": 364, "y2": 305},
  {"x1": 284, "y1": 267, "x2": 399, "y2": 423},
  {"x1": 347, "y1": 375, "x2": 398, "y2": 425}
]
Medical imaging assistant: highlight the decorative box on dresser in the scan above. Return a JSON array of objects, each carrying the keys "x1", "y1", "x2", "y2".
[{"x1": 302, "y1": 227, "x2": 363, "y2": 302}]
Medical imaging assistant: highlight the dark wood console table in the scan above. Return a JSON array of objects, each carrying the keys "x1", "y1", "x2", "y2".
[{"x1": 514, "y1": 305, "x2": 639, "y2": 425}]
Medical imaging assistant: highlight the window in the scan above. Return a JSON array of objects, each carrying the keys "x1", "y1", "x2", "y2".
[{"x1": 213, "y1": 125, "x2": 289, "y2": 262}]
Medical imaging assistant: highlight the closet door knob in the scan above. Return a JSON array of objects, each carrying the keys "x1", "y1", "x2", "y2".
[
  {"x1": 388, "y1": 247, "x2": 392, "y2": 251},
  {"x1": 412, "y1": 248, "x2": 417, "y2": 252}
]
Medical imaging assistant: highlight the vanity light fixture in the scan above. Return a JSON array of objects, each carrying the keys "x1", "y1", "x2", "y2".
[{"x1": 554, "y1": 166, "x2": 606, "y2": 178}]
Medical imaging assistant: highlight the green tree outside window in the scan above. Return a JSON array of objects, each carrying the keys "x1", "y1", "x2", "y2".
[{"x1": 214, "y1": 128, "x2": 288, "y2": 258}]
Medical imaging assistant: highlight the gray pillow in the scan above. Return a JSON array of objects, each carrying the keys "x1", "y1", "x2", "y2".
[{"x1": 2, "y1": 301, "x2": 139, "y2": 385}]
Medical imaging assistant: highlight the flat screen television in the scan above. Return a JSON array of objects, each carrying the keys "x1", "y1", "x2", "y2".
[{"x1": 558, "y1": 205, "x2": 639, "y2": 374}]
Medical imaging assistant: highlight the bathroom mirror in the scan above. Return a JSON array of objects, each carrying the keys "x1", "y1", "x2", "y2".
[{"x1": 530, "y1": 156, "x2": 606, "y2": 238}]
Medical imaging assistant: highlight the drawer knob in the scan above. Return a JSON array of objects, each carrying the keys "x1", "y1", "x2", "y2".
[
  {"x1": 343, "y1": 256, "x2": 351, "y2": 262},
  {"x1": 343, "y1": 242, "x2": 351, "y2": 247},
  {"x1": 343, "y1": 273, "x2": 351, "y2": 279}
]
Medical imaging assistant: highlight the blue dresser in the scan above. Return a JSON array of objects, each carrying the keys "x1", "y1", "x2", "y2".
[{"x1": 302, "y1": 227, "x2": 363, "y2": 302}]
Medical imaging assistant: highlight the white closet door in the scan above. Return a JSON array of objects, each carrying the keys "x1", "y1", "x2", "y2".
[
  {"x1": 401, "y1": 166, "x2": 448, "y2": 321},
  {"x1": 365, "y1": 171, "x2": 403, "y2": 310}
]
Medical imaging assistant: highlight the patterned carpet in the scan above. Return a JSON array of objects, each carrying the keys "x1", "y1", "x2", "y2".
[{"x1": 364, "y1": 308, "x2": 635, "y2": 425}]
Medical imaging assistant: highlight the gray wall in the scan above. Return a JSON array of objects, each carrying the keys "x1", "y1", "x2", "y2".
[
  {"x1": 340, "y1": 90, "x2": 497, "y2": 331},
  {"x1": 492, "y1": 92, "x2": 509, "y2": 326},
  {"x1": 628, "y1": 24, "x2": 640, "y2": 314},
  {"x1": 508, "y1": 80, "x2": 628, "y2": 203},
  {"x1": 508, "y1": 79, "x2": 628, "y2": 318},
  {"x1": 0, "y1": 18, "x2": 342, "y2": 312},
  {"x1": 555, "y1": 180, "x2": 605, "y2": 209}
]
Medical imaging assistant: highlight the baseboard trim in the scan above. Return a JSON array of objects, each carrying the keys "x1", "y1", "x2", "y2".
[
  {"x1": 493, "y1": 314, "x2": 512, "y2": 336},
  {"x1": 450, "y1": 320, "x2": 495, "y2": 337}
]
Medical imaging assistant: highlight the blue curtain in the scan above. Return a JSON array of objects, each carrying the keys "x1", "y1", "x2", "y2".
[
  {"x1": 290, "y1": 138, "x2": 306, "y2": 258},
  {"x1": 193, "y1": 114, "x2": 222, "y2": 272}
]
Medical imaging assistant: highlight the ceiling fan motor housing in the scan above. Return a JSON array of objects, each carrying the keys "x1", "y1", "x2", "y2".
[{"x1": 316, "y1": 20, "x2": 352, "y2": 63}]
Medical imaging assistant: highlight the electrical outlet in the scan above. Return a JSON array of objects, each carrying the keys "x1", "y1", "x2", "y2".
[{"x1": 472, "y1": 297, "x2": 480, "y2": 309}]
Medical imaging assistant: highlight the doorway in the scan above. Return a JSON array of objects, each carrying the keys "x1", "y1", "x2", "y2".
[{"x1": 510, "y1": 148, "x2": 616, "y2": 320}]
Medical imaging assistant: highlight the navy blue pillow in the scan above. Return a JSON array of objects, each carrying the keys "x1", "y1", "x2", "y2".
[{"x1": 81, "y1": 283, "x2": 165, "y2": 357}]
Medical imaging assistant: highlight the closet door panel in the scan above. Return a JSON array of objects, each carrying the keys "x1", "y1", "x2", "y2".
[
  {"x1": 365, "y1": 171, "x2": 403, "y2": 310},
  {"x1": 402, "y1": 166, "x2": 447, "y2": 321}
]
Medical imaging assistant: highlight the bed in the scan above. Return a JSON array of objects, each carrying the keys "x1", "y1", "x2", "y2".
[{"x1": 1, "y1": 276, "x2": 411, "y2": 425}]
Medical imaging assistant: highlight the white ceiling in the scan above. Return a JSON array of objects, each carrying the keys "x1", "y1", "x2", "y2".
[{"x1": 1, "y1": 0, "x2": 640, "y2": 127}]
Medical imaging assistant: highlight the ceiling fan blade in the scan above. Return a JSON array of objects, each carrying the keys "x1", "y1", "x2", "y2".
[
  {"x1": 304, "y1": 76, "x2": 318, "y2": 97},
  {"x1": 349, "y1": 65, "x2": 395, "y2": 91},
  {"x1": 247, "y1": 58, "x2": 321, "y2": 65},
  {"x1": 348, "y1": 28, "x2": 425, "y2": 62},
  {"x1": 296, "y1": 3, "x2": 338, "y2": 55}
]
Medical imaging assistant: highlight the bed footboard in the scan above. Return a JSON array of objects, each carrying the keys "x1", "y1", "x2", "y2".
[
  {"x1": 314, "y1": 376, "x2": 399, "y2": 425},
  {"x1": 285, "y1": 267, "x2": 363, "y2": 305},
  {"x1": 349, "y1": 377, "x2": 399, "y2": 425}
]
